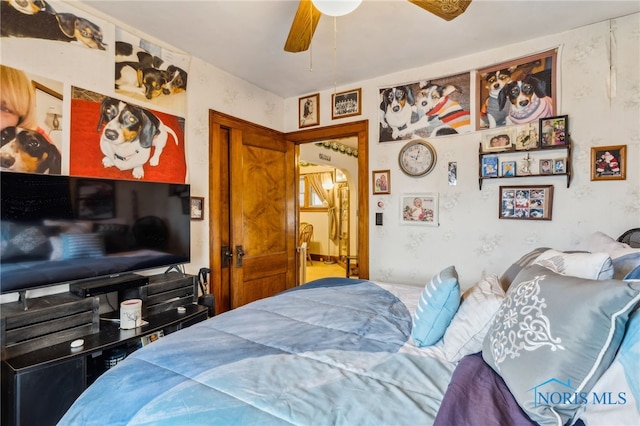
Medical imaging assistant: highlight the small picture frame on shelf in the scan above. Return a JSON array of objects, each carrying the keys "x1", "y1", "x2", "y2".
[
  {"x1": 499, "y1": 185, "x2": 554, "y2": 220},
  {"x1": 591, "y1": 145, "x2": 626, "y2": 181},
  {"x1": 553, "y1": 158, "x2": 566, "y2": 174},
  {"x1": 482, "y1": 156, "x2": 499, "y2": 177},
  {"x1": 539, "y1": 115, "x2": 568, "y2": 147},
  {"x1": 539, "y1": 159, "x2": 553, "y2": 175},
  {"x1": 501, "y1": 160, "x2": 516, "y2": 177},
  {"x1": 513, "y1": 122, "x2": 539, "y2": 150},
  {"x1": 482, "y1": 129, "x2": 514, "y2": 152}
]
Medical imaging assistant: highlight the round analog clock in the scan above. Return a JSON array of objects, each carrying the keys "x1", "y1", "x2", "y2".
[{"x1": 398, "y1": 140, "x2": 437, "y2": 177}]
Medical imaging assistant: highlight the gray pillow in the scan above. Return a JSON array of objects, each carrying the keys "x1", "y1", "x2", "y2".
[
  {"x1": 498, "y1": 247, "x2": 550, "y2": 291},
  {"x1": 482, "y1": 264, "x2": 640, "y2": 426}
]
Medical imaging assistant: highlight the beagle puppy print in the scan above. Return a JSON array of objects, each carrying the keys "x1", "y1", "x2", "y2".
[
  {"x1": 0, "y1": 126, "x2": 61, "y2": 174},
  {"x1": 480, "y1": 68, "x2": 514, "y2": 128},
  {"x1": 498, "y1": 74, "x2": 553, "y2": 125},
  {"x1": 379, "y1": 86, "x2": 416, "y2": 140},
  {"x1": 115, "y1": 41, "x2": 188, "y2": 100},
  {"x1": 399, "y1": 82, "x2": 471, "y2": 137},
  {"x1": 1, "y1": 0, "x2": 106, "y2": 50},
  {"x1": 97, "y1": 98, "x2": 178, "y2": 179}
]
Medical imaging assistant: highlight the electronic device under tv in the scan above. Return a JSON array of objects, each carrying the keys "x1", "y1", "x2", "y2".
[{"x1": 0, "y1": 171, "x2": 191, "y2": 299}]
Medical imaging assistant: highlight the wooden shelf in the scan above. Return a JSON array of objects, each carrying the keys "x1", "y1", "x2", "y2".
[{"x1": 478, "y1": 139, "x2": 572, "y2": 190}]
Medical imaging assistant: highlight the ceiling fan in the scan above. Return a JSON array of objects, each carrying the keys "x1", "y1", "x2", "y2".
[{"x1": 284, "y1": 0, "x2": 472, "y2": 53}]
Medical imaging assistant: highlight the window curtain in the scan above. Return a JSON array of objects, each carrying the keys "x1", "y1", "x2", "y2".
[{"x1": 307, "y1": 172, "x2": 337, "y2": 241}]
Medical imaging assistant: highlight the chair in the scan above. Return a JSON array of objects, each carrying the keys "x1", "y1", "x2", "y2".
[{"x1": 299, "y1": 223, "x2": 314, "y2": 264}]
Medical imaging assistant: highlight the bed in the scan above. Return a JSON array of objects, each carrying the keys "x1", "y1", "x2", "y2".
[{"x1": 59, "y1": 230, "x2": 640, "y2": 426}]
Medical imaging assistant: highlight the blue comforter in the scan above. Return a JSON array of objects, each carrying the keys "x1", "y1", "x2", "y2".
[{"x1": 59, "y1": 278, "x2": 455, "y2": 425}]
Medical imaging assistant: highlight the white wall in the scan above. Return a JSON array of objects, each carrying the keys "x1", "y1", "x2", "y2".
[{"x1": 285, "y1": 14, "x2": 640, "y2": 289}]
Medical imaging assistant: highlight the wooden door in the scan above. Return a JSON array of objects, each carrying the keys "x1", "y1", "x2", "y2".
[{"x1": 210, "y1": 112, "x2": 296, "y2": 313}]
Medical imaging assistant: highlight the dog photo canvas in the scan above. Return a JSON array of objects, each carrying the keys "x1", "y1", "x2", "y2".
[
  {"x1": 114, "y1": 28, "x2": 190, "y2": 115},
  {"x1": 476, "y1": 49, "x2": 557, "y2": 130},
  {"x1": 69, "y1": 87, "x2": 187, "y2": 183},
  {"x1": 378, "y1": 72, "x2": 471, "y2": 142},
  {"x1": 0, "y1": 64, "x2": 63, "y2": 175},
  {"x1": 1, "y1": 0, "x2": 109, "y2": 51}
]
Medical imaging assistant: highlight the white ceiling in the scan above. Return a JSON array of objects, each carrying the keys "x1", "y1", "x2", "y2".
[{"x1": 78, "y1": 0, "x2": 640, "y2": 99}]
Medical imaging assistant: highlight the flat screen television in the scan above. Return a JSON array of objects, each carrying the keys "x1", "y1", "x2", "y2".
[{"x1": 0, "y1": 172, "x2": 191, "y2": 296}]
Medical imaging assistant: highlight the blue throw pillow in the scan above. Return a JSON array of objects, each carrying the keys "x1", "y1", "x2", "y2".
[
  {"x1": 411, "y1": 265, "x2": 460, "y2": 347},
  {"x1": 624, "y1": 264, "x2": 640, "y2": 280}
]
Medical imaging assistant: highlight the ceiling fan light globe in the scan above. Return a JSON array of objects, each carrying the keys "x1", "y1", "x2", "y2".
[{"x1": 312, "y1": 0, "x2": 362, "y2": 16}]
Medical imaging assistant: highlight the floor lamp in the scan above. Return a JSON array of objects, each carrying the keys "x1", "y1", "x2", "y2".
[{"x1": 322, "y1": 174, "x2": 335, "y2": 264}]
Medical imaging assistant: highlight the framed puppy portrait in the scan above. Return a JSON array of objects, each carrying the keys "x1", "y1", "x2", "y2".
[
  {"x1": 499, "y1": 185, "x2": 553, "y2": 220},
  {"x1": 400, "y1": 193, "x2": 439, "y2": 226},
  {"x1": 591, "y1": 145, "x2": 626, "y2": 181},
  {"x1": 332, "y1": 88, "x2": 361, "y2": 119},
  {"x1": 299, "y1": 93, "x2": 320, "y2": 128},
  {"x1": 539, "y1": 115, "x2": 568, "y2": 147},
  {"x1": 482, "y1": 129, "x2": 514, "y2": 152},
  {"x1": 476, "y1": 49, "x2": 557, "y2": 130},
  {"x1": 372, "y1": 170, "x2": 390, "y2": 195},
  {"x1": 190, "y1": 197, "x2": 204, "y2": 220}
]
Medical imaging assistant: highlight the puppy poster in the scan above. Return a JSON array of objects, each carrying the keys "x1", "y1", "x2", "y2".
[
  {"x1": 69, "y1": 87, "x2": 187, "y2": 184},
  {"x1": 477, "y1": 49, "x2": 556, "y2": 130},
  {"x1": 1, "y1": 0, "x2": 108, "y2": 51},
  {"x1": 378, "y1": 72, "x2": 471, "y2": 143},
  {"x1": 114, "y1": 28, "x2": 190, "y2": 115}
]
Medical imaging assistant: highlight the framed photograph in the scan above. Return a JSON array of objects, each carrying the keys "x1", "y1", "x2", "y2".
[
  {"x1": 513, "y1": 122, "x2": 539, "y2": 150},
  {"x1": 190, "y1": 196, "x2": 204, "y2": 220},
  {"x1": 539, "y1": 159, "x2": 553, "y2": 175},
  {"x1": 372, "y1": 170, "x2": 390, "y2": 194},
  {"x1": 482, "y1": 129, "x2": 514, "y2": 152},
  {"x1": 591, "y1": 145, "x2": 626, "y2": 181},
  {"x1": 501, "y1": 160, "x2": 516, "y2": 177},
  {"x1": 332, "y1": 88, "x2": 361, "y2": 119},
  {"x1": 540, "y1": 115, "x2": 568, "y2": 146},
  {"x1": 401, "y1": 193, "x2": 438, "y2": 226},
  {"x1": 553, "y1": 158, "x2": 566, "y2": 174},
  {"x1": 499, "y1": 185, "x2": 554, "y2": 220},
  {"x1": 299, "y1": 93, "x2": 320, "y2": 128},
  {"x1": 482, "y1": 156, "x2": 499, "y2": 177},
  {"x1": 477, "y1": 49, "x2": 557, "y2": 130}
]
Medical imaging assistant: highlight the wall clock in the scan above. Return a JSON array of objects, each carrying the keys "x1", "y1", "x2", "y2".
[{"x1": 398, "y1": 139, "x2": 437, "y2": 177}]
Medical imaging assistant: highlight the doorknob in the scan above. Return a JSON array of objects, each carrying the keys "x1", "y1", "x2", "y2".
[{"x1": 236, "y1": 245, "x2": 245, "y2": 267}]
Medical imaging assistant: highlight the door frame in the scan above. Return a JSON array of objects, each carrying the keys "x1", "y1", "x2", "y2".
[{"x1": 286, "y1": 120, "x2": 369, "y2": 281}]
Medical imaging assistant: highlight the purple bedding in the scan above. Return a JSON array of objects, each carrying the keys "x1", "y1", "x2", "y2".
[{"x1": 434, "y1": 352, "x2": 536, "y2": 426}]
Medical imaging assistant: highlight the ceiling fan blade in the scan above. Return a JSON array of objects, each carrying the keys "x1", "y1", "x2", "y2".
[
  {"x1": 284, "y1": 0, "x2": 322, "y2": 53},
  {"x1": 408, "y1": 0, "x2": 472, "y2": 21}
]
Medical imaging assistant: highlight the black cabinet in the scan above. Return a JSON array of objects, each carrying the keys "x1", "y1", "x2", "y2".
[{"x1": 2, "y1": 303, "x2": 208, "y2": 426}]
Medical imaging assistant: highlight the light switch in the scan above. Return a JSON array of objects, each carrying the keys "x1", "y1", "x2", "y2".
[{"x1": 376, "y1": 212, "x2": 383, "y2": 226}]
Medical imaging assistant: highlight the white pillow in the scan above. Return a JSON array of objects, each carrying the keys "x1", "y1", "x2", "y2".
[
  {"x1": 441, "y1": 274, "x2": 505, "y2": 363},
  {"x1": 533, "y1": 249, "x2": 614, "y2": 280}
]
